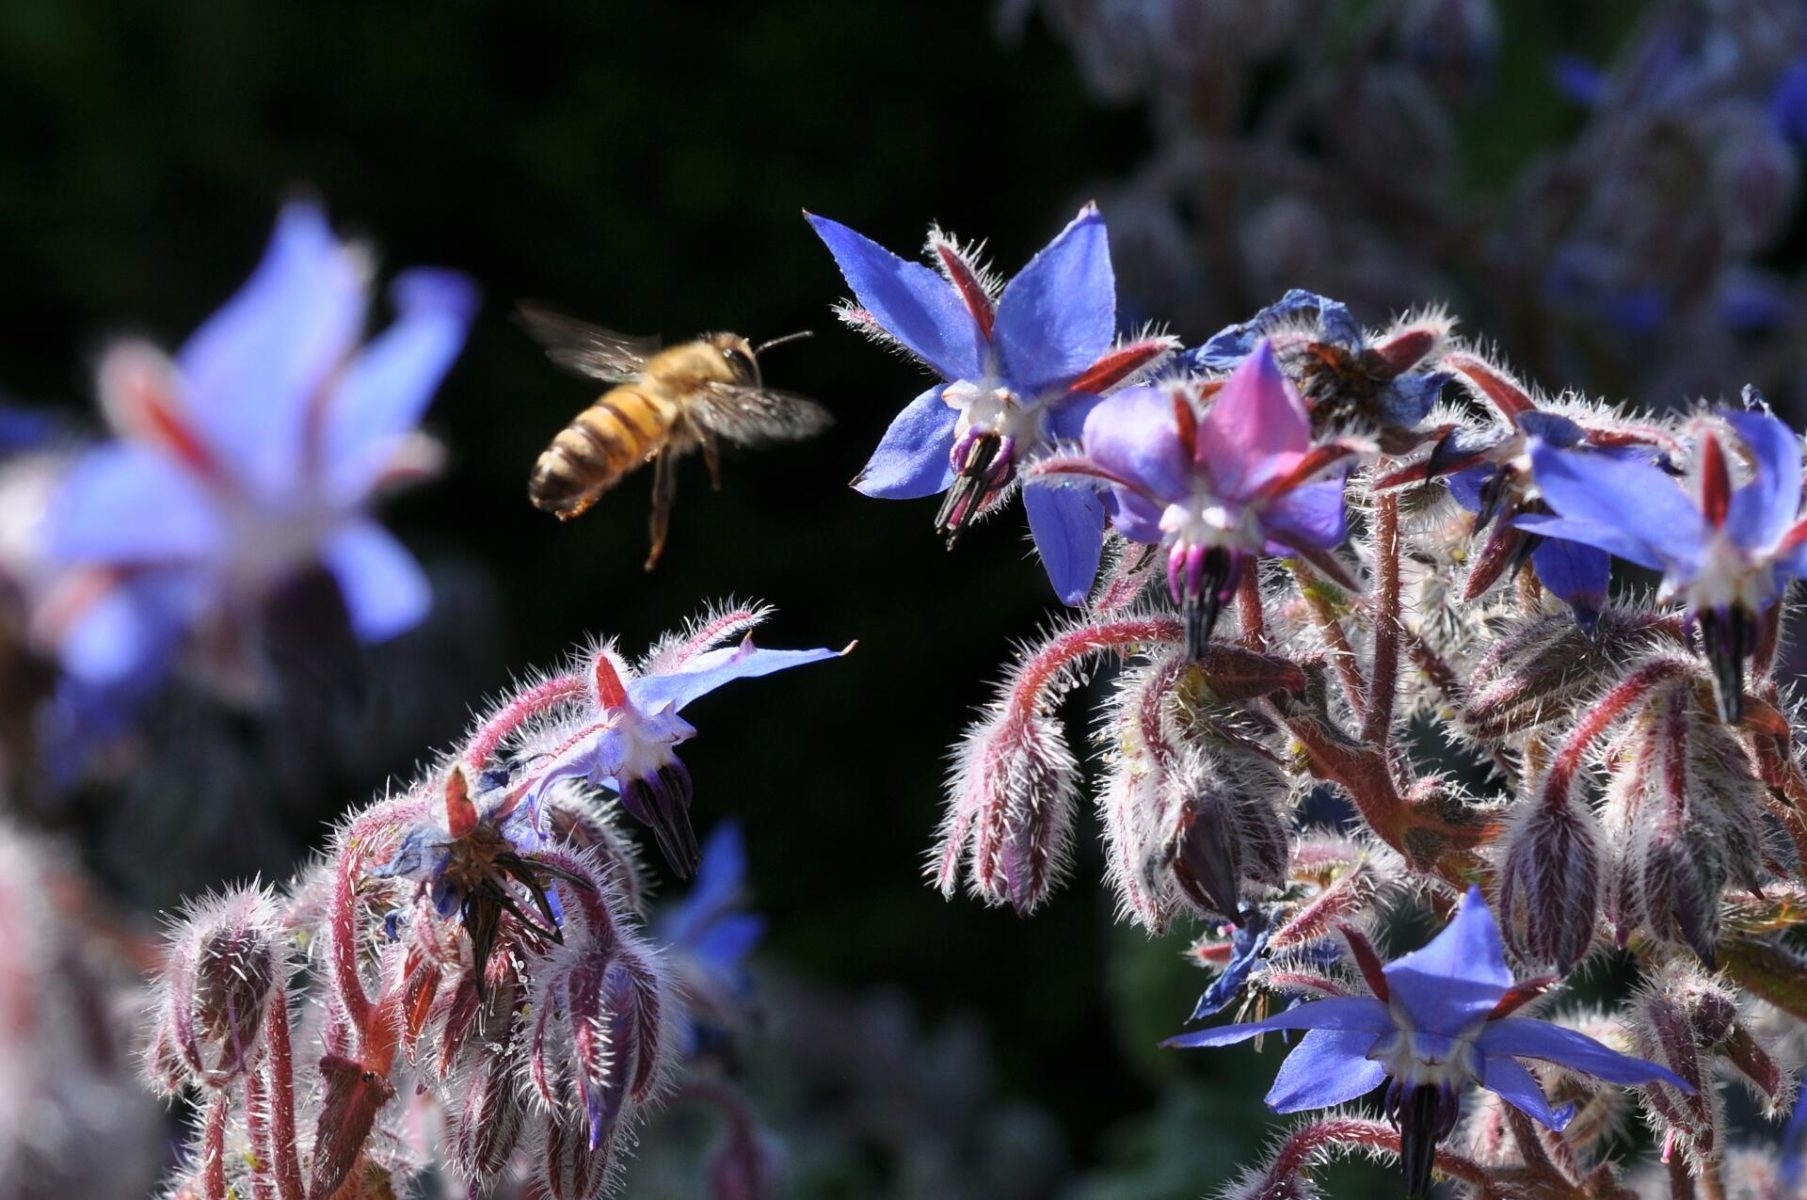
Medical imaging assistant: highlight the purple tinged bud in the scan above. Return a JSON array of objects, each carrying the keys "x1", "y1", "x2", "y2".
[
  {"x1": 1604, "y1": 680, "x2": 1766, "y2": 964},
  {"x1": 1628, "y1": 978, "x2": 1723, "y2": 1165},
  {"x1": 447, "y1": 1038, "x2": 528, "y2": 1187},
  {"x1": 1170, "y1": 786, "x2": 1243, "y2": 920},
  {"x1": 541, "y1": 1095, "x2": 615, "y2": 1200},
  {"x1": 1496, "y1": 775, "x2": 1604, "y2": 970},
  {"x1": 1167, "y1": 757, "x2": 1290, "y2": 922},
  {"x1": 151, "y1": 885, "x2": 284, "y2": 1089},
  {"x1": 1464, "y1": 610, "x2": 1678, "y2": 741},
  {"x1": 941, "y1": 705, "x2": 1078, "y2": 915}
]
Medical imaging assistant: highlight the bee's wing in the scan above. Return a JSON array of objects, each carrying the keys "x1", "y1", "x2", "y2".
[
  {"x1": 692, "y1": 384, "x2": 834, "y2": 447},
  {"x1": 515, "y1": 302, "x2": 660, "y2": 382}
]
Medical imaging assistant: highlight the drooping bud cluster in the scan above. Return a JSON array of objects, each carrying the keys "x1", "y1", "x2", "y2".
[{"x1": 143, "y1": 605, "x2": 836, "y2": 1199}]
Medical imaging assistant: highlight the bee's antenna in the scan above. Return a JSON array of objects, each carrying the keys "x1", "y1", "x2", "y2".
[{"x1": 754, "y1": 330, "x2": 814, "y2": 355}]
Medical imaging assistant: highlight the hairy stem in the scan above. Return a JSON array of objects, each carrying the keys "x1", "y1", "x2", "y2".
[
  {"x1": 1361, "y1": 491, "x2": 1401, "y2": 745},
  {"x1": 463, "y1": 674, "x2": 584, "y2": 768}
]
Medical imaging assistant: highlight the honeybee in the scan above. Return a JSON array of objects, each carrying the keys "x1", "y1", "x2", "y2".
[{"x1": 518, "y1": 304, "x2": 831, "y2": 569}]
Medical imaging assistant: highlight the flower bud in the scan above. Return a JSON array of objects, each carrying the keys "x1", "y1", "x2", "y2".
[
  {"x1": 150, "y1": 885, "x2": 284, "y2": 1089},
  {"x1": 1167, "y1": 751, "x2": 1290, "y2": 921},
  {"x1": 1496, "y1": 775, "x2": 1604, "y2": 970},
  {"x1": 446, "y1": 1033, "x2": 528, "y2": 1188},
  {"x1": 1464, "y1": 611, "x2": 1676, "y2": 742},
  {"x1": 1604, "y1": 681, "x2": 1766, "y2": 964},
  {"x1": 540, "y1": 1093, "x2": 615, "y2": 1200},
  {"x1": 940, "y1": 705, "x2": 1078, "y2": 915},
  {"x1": 1627, "y1": 973, "x2": 1723, "y2": 1166}
]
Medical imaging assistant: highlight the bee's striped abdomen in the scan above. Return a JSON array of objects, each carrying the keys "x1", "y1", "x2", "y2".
[{"x1": 528, "y1": 386, "x2": 673, "y2": 519}]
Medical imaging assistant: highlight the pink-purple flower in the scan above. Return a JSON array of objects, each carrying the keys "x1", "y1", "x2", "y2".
[
  {"x1": 1036, "y1": 342, "x2": 1357, "y2": 656},
  {"x1": 807, "y1": 205, "x2": 1175, "y2": 604},
  {"x1": 39, "y1": 201, "x2": 475, "y2": 691},
  {"x1": 1166, "y1": 888, "x2": 1688, "y2": 1198}
]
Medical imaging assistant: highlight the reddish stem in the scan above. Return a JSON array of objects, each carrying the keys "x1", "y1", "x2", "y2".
[
  {"x1": 202, "y1": 1089, "x2": 229, "y2": 1200},
  {"x1": 265, "y1": 989, "x2": 303, "y2": 1200},
  {"x1": 326, "y1": 794, "x2": 425, "y2": 1051},
  {"x1": 1291, "y1": 564, "x2": 1369, "y2": 722},
  {"x1": 1361, "y1": 492, "x2": 1401, "y2": 745},
  {"x1": 1261, "y1": 1117, "x2": 1491, "y2": 1188},
  {"x1": 1542, "y1": 659, "x2": 1691, "y2": 805},
  {"x1": 1237, "y1": 568, "x2": 1266, "y2": 651},
  {"x1": 463, "y1": 674, "x2": 585, "y2": 768},
  {"x1": 244, "y1": 1067, "x2": 276, "y2": 1200}
]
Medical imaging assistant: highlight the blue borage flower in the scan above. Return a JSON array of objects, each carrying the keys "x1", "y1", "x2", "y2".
[
  {"x1": 524, "y1": 634, "x2": 848, "y2": 877},
  {"x1": 1519, "y1": 392, "x2": 1807, "y2": 721},
  {"x1": 1187, "y1": 288, "x2": 1450, "y2": 437},
  {"x1": 39, "y1": 201, "x2": 475, "y2": 691},
  {"x1": 1033, "y1": 343, "x2": 1361, "y2": 657},
  {"x1": 1166, "y1": 888, "x2": 1689, "y2": 1199},
  {"x1": 806, "y1": 204, "x2": 1176, "y2": 604},
  {"x1": 1372, "y1": 353, "x2": 1682, "y2": 628}
]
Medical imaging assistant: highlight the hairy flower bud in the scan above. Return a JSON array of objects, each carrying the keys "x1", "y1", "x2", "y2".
[
  {"x1": 525, "y1": 856, "x2": 670, "y2": 1158},
  {"x1": 445, "y1": 1032, "x2": 528, "y2": 1188},
  {"x1": 1604, "y1": 680, "x2": 1767, "y2": 963},
  {"x1": 1496, "y1": 774, "x2": 1604, "y2": 970},
  {"x1": 1167, "y1": 751, "x2": 1290, "y2": 921},
  {"x1": 540, "y1": 1090, "x2": 616, "y2": 1200},
  {"x1": 150, "y1": 885, "x2": 284, "y2": 1090},
  {"x1": 940, "y1": 704, "x2": 1079, "y2": 915},
  {"x1": 1464, "y1": 611, "x2": 1676, "y2": 741},
  {"x1": 1627, "y1": 973, "x2": 1724, "y2": 1165}
]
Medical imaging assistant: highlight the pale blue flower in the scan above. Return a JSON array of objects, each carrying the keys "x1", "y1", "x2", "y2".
[{"x1": 40, "y1": 201, "x2": 475, "y2": 690}]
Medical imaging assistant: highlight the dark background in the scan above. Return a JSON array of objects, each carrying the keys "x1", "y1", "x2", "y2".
[{"x1": 0, "y1": 2, "x2": 1671, "y2": 1195}]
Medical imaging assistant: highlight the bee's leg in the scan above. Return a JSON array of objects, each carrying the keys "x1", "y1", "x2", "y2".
[
  {"x1": 701, "y1": 431, "x2": 723, "y2": 491},
  {"x1": 645, "y1": 450, "x2": 679, "y2": 571}
]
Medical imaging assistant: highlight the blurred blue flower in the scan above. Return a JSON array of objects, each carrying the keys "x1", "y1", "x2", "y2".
[
  {"x1": 1520, "y1": 397, "x2": 1807, "y2": 719},
  {"x1": 1166, "y1": 888, "x2": 1687, "y2": 1198},
  {"x1": 807, "y1": 205, "x2": 1174, "y2": 604},
  {"x1": 659, "y1": 821, "x2": 766, "y2": 1060},
  {"x1": 528, "y1": 637, "x2": 846, "y2": 877},
  {"x1": 40, "y1": 201, "x2": 476, "y2": 690}
]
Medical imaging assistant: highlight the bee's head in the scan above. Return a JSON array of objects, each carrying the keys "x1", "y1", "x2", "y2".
[{"x1": 703, "y1": 332, "x2": 762, "y2": 386}]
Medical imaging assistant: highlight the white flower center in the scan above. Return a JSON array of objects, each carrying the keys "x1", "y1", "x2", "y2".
[
  {"x1": 1159, "y1": 494, "x2": 1264, "y2": 553},
  {"x1": 601, "y1": 701, "x2": 693, "y2": 784},
  {"x1": 943, "y1": 374, "x2": 1042, "y2": 447},
  {"x1": 1679, "y1": 532, "x2": 1776, "y2": 615}
]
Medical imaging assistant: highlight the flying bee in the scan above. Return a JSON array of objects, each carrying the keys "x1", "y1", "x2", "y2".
[{"x1": 517, "y1": 304, "x2": 831, "y2": 569}]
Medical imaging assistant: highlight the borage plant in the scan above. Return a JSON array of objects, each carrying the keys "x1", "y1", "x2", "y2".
[
  {"x1": 146, "y1": 603, "x2": 845, "y2": 1200},
  {"x1": 821, "y1": 213, "x2": 1807, "y2": 1195}
]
